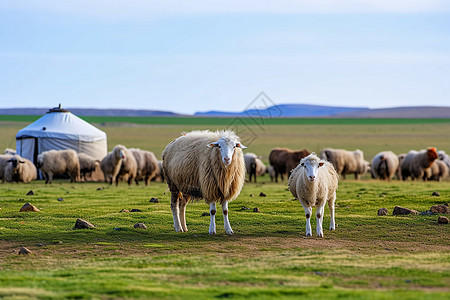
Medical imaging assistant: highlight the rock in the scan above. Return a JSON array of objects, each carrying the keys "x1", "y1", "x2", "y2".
[
  {"x1": 430, "y1": 205, "x2": 449, "y2": 214},
  {"x1": 149, "y1": 197, "x2": 159, "y2": 203},
  {"x1": 438, "y1": 216, "x2": 449, "y2": 224},
  {"x1": 240, "y1": 207, "x2": 251, "y2": 211},
  {"x1": 74, "y1": 218, "x2": 95, "y2": 229},
  {"x1": 18, "y1": 198, "x2": 24, "y2": 202},
  {"x1": 420, "y1": 210, "x2": 433, "y2": 216},
  {"x1": 26, "y1": 190, "x2": 35, "y2": 196},
  {"x1": 249, "y1": 194, "x2": 254, "y2": 197},
  {"x1": 18, "y1": 247, "x2": 32, "y2": 255},
  {"x1": 259, "y1": 192, "x2": 266, "y2": 197},
  {"x1": 201, "y1": 212, "x2": 210, "y2": 216},
  {"x1": 130, "y1": 209, "x2": 142, "y2": 212},
  {"x1": 96, "y1": 187, "x2": 104, "y2": 191},
  {"x1": 114, "y1": 228, "x2": 122, "y2": 231},
  {"x1": 19, "y1": 203, "x2": 40, "y2": 212},
  {"x1": 120, "y1": 209, "x2": 130, "y2": 213},
  {"x1": 377, "y1": 208, "x2": 388, "y2": 216},
  {"x1": 432, "y1": 191, "x2": 440, "y2": 197},
  {"x1": 57, "y1": 198, "x2": 64, "y2": 202},
  {"x1": 393, "y1": 206, "x2": 418, "y2": 215},
  {"x1": 253, "y1": 207, "x2": 260, "y2": 213},
  {"x1": 134, "y1": 223, "x2": 148, "y2": 229}
]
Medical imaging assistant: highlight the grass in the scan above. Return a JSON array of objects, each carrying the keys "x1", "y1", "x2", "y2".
[{"x1": 0, "y1": 118, "x2": 449, "y2": 299}]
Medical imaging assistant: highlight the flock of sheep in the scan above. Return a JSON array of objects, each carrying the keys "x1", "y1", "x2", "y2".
[{"x1": 1, "y1": 129, "x2": 449, "y2": 237}]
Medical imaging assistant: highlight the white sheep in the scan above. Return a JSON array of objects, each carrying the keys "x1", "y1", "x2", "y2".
[
  {"x1": 100, "y1": 145, "x2": 137, "y2": 186},
  {"x1": 437, "y1": 150, "x2": 450, "y2": 169},
  {"x1": 37, "y1": 149, "x2": 80, "y2": 184},
  {"x1": 244, "y1": 153, "x2": 266, "y2": 183},
  {"x1": 320, "y1": 148, "x2": 369, "y2": 179},
  {"x1": 162, "y1": 130, "x2": 246, "y2": 235},
  {"x1": 4, "y1": 155, "x2": 37, "y2": 183},
  {"x1": 77, "y1": 153, "x2": 100, "y2": 181},
  {"x1": 288, "y1": 153, "x2": 339, "y2": 237},
  {"x1": 130, "y1": 148, "x2": 159, "y2": 185},
  {"x1": 400, "y1": 148, "x2": 438, "y2": 180},
  {"x1": 426, "y1": 159, "x2": 449, "y2": 181},
  {"x1": 371, "y1": 151, "x2": 399, "y2": 181}
]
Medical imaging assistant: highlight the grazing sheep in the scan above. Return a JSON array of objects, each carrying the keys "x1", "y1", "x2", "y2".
[
  {"x1": 320, "y1": 148, "x2": 369, "y2": 179},
  {"x1": 426, "y1": 159, "x2": 449, "y2": 181},
  {"x1": 162, "y1": 130, "x2": 246, "y2": 235},
  {"x1": 400, "y1": 148, "x2": 438, "y2": 181},
  {"x1": 438, "y1": 150, "x2": 450, "y2": 168},
  {"x1": 288, "y1": 153, "x2": 339, "y2": 237},
  {"x1": 100, "y1": 145, "x2": 137, "y2": 186},
  {"x1": 396, "y1": 153, "x2": 406, "y2": 180},
  {"x1": 78, "y1": 153, "x2": 100, "y2": 181},
  {"x1": 0, "y1": 154, "x2": 14, "y2": 182},
  {"x1": 4, "y1": 155, "x2": 37, "y2": 183},
  {"x1": 371, "y1": 151, "x2": 399, "y2": 181},
  {"x1": 37, "y1": 149, "x2": 80, "y2": 184},
  {"x1": 269, "y1": 148, "x2": 311, "y2": 182},
  {"x1": 244, "y1": 153, "x2": 266, "y2": 183},
  {"x1": 130, "y1": 148, "x2": 158, "y2": 185},
  {"x1": 4, "y1": 148, "x2": 16, "y2": 155}
]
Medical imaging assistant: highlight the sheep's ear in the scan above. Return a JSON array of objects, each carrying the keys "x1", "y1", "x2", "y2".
[
  {"x1": 207, "y1": 142, "x2": 219, "y2": 148},
  {"x1": 19, "y1": 160, "x2": 25, "y2": 164},
  {"x1": 236, "y1": 142, "x2": 247, "y2": 149},
  {"x1": 319, "y1": 162, "x2": 324, "y2": 167},
  {"x1": 6, "y1": 159, "x2": 13, "y2": 163}
]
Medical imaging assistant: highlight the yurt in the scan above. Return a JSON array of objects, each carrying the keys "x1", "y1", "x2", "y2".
[{"x1": 16, "y1": 105, "x2": 107, "y2": 169}]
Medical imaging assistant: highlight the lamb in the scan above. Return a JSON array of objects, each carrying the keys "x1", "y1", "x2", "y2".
[
  {"x1": 162, "y1": 130, "x2": 246, "y2": 235},
  {"x1": 269, "y1": 148, "x2": 310, "y2": 182},
  {"x1": 100, "y1": 145, "x2": 137, "y2": 186},
  {"x1": 37, "y1": 149, "x2": 80, "y2": 184},
  {"x1": 426, "y1": 159, "x2": 449, "y2": 181},
  {"x1": 4, "y1": 155, "x2": 37, "y2": 183},
  {"x1": 77, "y1": 153, "x2": 100, "y2": 181},
  {"x1": 244, "y1": 153, "x2": 266, "y2": 183},
  {"x1": 400, "y1": 147, "x2": 438, "y2": 181},
  {"x1": 371, "y1": 151, "x2": 399, "y2": 181},
  {"x1": 288, "y1": 153, "x2": 339, "y2": 237},
  {"x1": 320, "y1": 148, "x2": 369, "y2": 179},
  {"x1": 0, "y1": 154, "x2": 14, "y2": 182},
  {"x1": 130, "y1": 148, "x2": 158, "y2": 185}
]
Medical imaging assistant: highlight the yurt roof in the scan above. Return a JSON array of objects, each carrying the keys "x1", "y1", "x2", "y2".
[{"x1": 16, "y1": 106, "x2": 106, "y2": 142}]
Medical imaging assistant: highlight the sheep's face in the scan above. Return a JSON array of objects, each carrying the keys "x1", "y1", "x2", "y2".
[
  {"x1": 300, "y1": 159, "x2": 324, "y2": 182},
  {"x1": 7, "y1": 157, "x2": 24, "y2": 170},
  {"x1": 114, "y1": 148, "x2": 126, "y2": 160},
  {"x1": 208, "y1": 138, "x2": 247, "y2": 166}
]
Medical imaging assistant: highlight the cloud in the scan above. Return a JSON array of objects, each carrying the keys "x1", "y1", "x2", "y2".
[{"x1": 1, "y1": 0, "x2": 449, "y2": 19}]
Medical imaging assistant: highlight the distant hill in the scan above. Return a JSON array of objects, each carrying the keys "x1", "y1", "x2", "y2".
[
  {"x1": 0, "y1": 108, "x2": 182, "y2": 117},
  {"x1": 195, "y1": 104, "x2": 369, "y2": 117},
  {"x1": 334, "y1": 106, "x2": 450, "y2": 118}
]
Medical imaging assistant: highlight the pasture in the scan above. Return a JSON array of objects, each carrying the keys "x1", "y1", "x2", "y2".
[{"x1": 0, "y1": 117, "x2": 449, "y2": 299}]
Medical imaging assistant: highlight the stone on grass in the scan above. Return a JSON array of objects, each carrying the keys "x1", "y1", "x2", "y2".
[
  {"x1": 134, "y1": 223, "x2": 148, "y2": 229},
  {"x1": 130, "y1": 209, "x2": 142, "y2": 212},
  {"x1": 432, "y1": 191, "x2": 440, "y2": 197},
  {"x1": 393, "y1": 206, "x2": 418, "y2": 215},
  {"x1": 377, "y1": 208, "x2": 388, "y2": 216},
  {"x1": 74, "y1": 218, "x2": 95, "y2": 229},
  {"x1": 20, "y1": 203, "x2": 40, "y2": 212},
  {"x1": 438, "y1": 216, "x2": 449, "y2": 224},
  {"x1": 120, "y1": 209, "x2": 130, "y2": 213},
  {"x1": 259, "y1": 192, "x2": 267, "y2": 197},
  {"x1": 57, "y1": 198, "x2": 64, "y2": 202},
  {"x1": 430, "y1": 205, "x2": 449, "y2": 214},
  {"x1": 253, "y1": 207, "x2": 260, "y2": 213},
  {"x1": 26, "y1": 190, "x2": 35, "y2": 196},
  {"x1": 240, "y1": 207, "x2": 251, "y2": 211},
  {"x1": 18, "y1": 247, "x2": 32, "y2": 255},
  {"x1": 201, "y1": 212, "x2": 210, "y2": 216},
  {"x1": 149, "y1": 197, "x2": 159, "y2": 203}
]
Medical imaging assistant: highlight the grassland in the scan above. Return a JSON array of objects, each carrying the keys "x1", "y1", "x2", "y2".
[{"x1": 0, "y1": 117, "x2": 449, "y2": 299}]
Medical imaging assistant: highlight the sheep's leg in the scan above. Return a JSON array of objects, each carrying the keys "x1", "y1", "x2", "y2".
[
  {"x1": 329, "y1": 192, "x2": 336, "y2": 231},
  {"x1": 222, "y1": 201, "x2": 234, "y2": 235},
  {"x1": 179, "y1": 196, "x2": 189, "y2": 232},
  {"x1": 316, "y1": 204, "x2": 325, "y2": 238},
  {"x1": 170, "y1": 192, "x2": 183, "y2": 232},
  {"x1": 300, "y1": 201, "x2": 313, "y2": 237},
  {"x1": 209, "y1": 202, "x2": 216, "y2": 235}
]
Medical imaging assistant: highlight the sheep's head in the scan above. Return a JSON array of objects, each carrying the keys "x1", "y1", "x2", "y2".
[
  {"x1": 113, "y1": 146, "x2": 126, "y2": 160},
  {"x1": 300, "y1": 153, "x2": 324, "y2": 183},
  {"x1": 427, "y1": 147, "x2": 438, "y2": 162},
  {"x1": 207, "y1": 137, "x2": 247, "y2": 166},
  {"x1": 7, "y1": 157, "x2": 25, "y2": 170}
]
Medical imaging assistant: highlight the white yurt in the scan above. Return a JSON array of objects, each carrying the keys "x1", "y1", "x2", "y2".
[{"x1": 16, "y1": 105, "x2": 107, "y2": 168}]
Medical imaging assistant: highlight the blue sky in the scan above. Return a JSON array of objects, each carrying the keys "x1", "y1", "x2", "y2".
[{"x1": 1, "y1": 0, "x2": 449, "y2": 114}]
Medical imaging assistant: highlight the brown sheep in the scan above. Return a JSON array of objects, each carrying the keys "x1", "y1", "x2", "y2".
[
  {"x1": 400, "y1": 148, "x2": 438, "y2": 181},
  {"x1": 269, "y1": 148, "x2": 310, "y2": 182},
  {"x1": 130, "y1": 148, "x2": 159, "y2": 185}
]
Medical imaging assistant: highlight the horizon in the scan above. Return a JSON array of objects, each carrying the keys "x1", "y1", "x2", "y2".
[{"x1": 1, "y1": 1, "x2": 449, "y2": 114}]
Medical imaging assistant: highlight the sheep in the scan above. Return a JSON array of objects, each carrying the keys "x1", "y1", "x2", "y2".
[
  {"x1": 4, "y1": 155, "x2": 37, "y2": 183},
  {"x1": 151, "y1": 160, "x2": 164, "y2": 182},
  {"x1": 268, "y1": 165, "x2": 275, "y2": 182},
  {"x1": 100, "y1": 145, "x2": 137, "y2": 186},
  {"x1": 130, "y1": 148, "x2": 159, "y2": 185},
  {"x1": 269, "y1": 148, "x2": 311, "y2": 182},
  {"x1": 320, "y1": 148, "x2": 369, "y2": 179},
  {"x1": 396, "y1": 153, "x2": 406, "y2": 180},
  {"x1": 244, "y1": 153, "x2": 266, "y2": 183},
  {"x1": 0, "y1": 154, "x2": 14, "y2": 182},
  {"x1": 4, "y1": 148, "x2": 16, "y2": 155},
  {"x1": 426, "y1": 159, "x2": 449, "y2": 181},
  {"x1": 371, "y1": 151, "x2": 399, "y2": 181},
  {"x1": 400, "y1": 147, "x2": 438, "y2": 181},
  {"x1": 288, "y1": 153, "x2": 339, "y2": 237},
  {"x1": 77, "y1": 153, "x2": 100, "y2": 181},
  {"x1": 37, "y1": 149, "x2": 80, "y2": 184},
  {"x1": 438, "y1": 150, "x2": 450, "y2": 168},
  {"x1": 162, "y1": 130, "x2": 246, "y2": 235}
]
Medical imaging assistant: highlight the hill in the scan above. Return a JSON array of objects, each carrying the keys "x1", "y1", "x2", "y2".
[{"x1": 0, "y1": 108, "x2": 182, "y2": 117}]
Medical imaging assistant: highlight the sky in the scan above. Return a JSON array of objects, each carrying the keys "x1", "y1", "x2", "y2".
[{"x1": 1, "y1": 0, "x2": 449, "y2": 115}]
